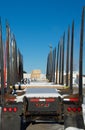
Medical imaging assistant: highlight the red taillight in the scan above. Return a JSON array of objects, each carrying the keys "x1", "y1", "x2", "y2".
[
  {"x1": 3, "y1": 107, "x2": 7, "y2": 112},
  {"x1": 8, "y1": 107, "x2": 12, "y2": 112},
  {"x1": 13, "y1": 107, "x2": 18, "y2": 112},
  {"x1": 77, "y1": 107, "x2": 82, "y2": 112},
  {"x1": 67, "y1": 107, "x2": 82, "y2": 112},
  {"x1": 72, "y1": 107, "x2": 77, "y2": 112},
  {"x1": 67, "y1": 107, "x2": 72, "y2": 112},
  {"x1": 3, "y1": 107, "x2": 18, "y2": 112}
]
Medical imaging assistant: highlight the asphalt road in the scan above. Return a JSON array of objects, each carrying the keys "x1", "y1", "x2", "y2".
[
  {"x1": 26, "y1": 123, "x2": 64, "y2": 130},
  {"x1": 1, "y1": 112, "x2": 64, "y2": 130}
]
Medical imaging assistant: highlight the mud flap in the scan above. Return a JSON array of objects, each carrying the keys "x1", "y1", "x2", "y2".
[
  {"x1": 1, "y1": 103, "x2": 23, "y2": 130},
  {"x1": 64, "y1": 114, "x2": 84, "y2": 129},
  {"x1": 1, "y1": 114, "x2": 21, "y2": 130},
  {"x1": 64, "y1": 102, "x2": 85, "y2": 130}
]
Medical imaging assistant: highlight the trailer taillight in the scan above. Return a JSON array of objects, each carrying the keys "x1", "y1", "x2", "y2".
[
  {"x1": 72, "y1": 107, "x2": 77, "y2": 112},
  {"x1": 13, "y1": 107, "x2": 18, "y2": 112},
  {"x1": 8, "y1": 107, "x2": 12, "y2": 112},
  {"x1": 67, "y1": 107, "x2": 72, "y2": 112},
  {"x1": 3, "y1": 107, "x2": 7, "y2": 112},
  {"x1": 3, "y1": 107, "x2": 18, "y2": 112},
  {"x1": 77, "y1": 107, "x2": 82, "y2": 112},
  {"x1": 67, "y1": 107, "x2": 82, "y2": 112}
]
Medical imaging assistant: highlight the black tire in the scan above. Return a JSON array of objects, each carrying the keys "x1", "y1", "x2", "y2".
[
  {"x1": 20, "y1": 97, "x2": 30, "y2": 130},
  {"x1": 20, "y1": 114, "x2": 30, "y2": 130},
  {"x1": 20, "y1": 115, "x2": 26, "y2": 130},
  {"x1": 23, "y1": 96, "x2": 28, "y2": 113}
]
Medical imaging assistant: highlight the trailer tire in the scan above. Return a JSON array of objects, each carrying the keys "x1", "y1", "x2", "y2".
[
  {"x1": 20, "y1": 115, "x2": 26, "y2": 130},
  {"x1": 20, "y1": 115, "x2": 30, "y2": 130},
  {"x1": 23, "y1": 96, "x2": 28, "y2": 114},
  {"x1": 20, "y1": 97, "x2": 30, "y2": 130}
]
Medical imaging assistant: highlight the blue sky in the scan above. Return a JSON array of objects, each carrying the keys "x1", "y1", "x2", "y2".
[{"x1": 0, "y1": 0, "x2": 85, "y2": 74}]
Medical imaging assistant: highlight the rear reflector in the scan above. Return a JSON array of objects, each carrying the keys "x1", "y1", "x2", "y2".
[{"x1": 30, "y1": 98, "x2": 55, "y2": 102}]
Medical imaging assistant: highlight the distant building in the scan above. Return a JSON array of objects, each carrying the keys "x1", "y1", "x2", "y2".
[
  {"x1": 31, "y1": 70, "x2": 41, "y2": 80},
  {"x1": 23, "y1": 70, "x2": 46, "y2": 81}
]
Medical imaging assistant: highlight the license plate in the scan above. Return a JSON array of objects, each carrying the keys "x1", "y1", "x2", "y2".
[{"x1": 35, "y1": 103, "x2": 49, "y2": 107}]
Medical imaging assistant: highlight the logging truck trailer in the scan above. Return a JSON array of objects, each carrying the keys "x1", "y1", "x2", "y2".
[
  {"x1": 0, "y1": 85, "x2": 67, "y2": 130},
  {"x1": 17, "y1": 86, "x2": 85, "y2": 130}
]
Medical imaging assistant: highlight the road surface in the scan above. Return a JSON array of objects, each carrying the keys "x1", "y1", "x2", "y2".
[{"x1": 26, "y1": 123, "x2": 64, "y2": 130}]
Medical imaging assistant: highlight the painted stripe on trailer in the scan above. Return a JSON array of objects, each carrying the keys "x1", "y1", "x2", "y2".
[
  {"x1": 63, "y1": 98, "x2": 79, "y2": 102},
  {"x1": 63, "y1": 99, "x2": 70, "y2": 101},
  {"x1": 39, "y1": 99, "x2": 45, "y2": 101}
]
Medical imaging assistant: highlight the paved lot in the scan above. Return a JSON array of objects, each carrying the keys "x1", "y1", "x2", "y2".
[{"x1": 26, "y1": 123, "x2": 64, "y2": 130}]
